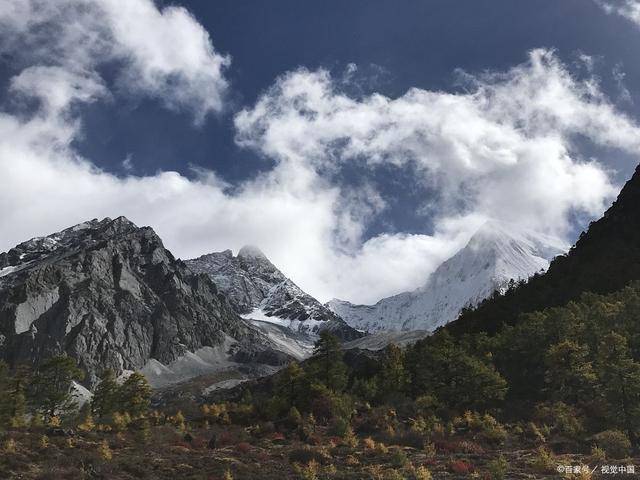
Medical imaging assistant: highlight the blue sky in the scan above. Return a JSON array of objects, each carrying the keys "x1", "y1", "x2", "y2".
[{"x1": 1, "y1": 0, "x2": 640, "y2": 303}]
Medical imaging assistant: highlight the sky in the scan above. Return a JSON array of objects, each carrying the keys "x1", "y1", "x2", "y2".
[{"x1": 2, "y1": 0, "x2": 640, "y2": 304}]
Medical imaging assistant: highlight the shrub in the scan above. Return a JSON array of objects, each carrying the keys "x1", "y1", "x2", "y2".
[
  {"x1": 487, "y1": 455, "x2": 508, "y2": 480},
  {"x1": 293, "y1": 460, "x2": 320, "y2": 480},
  {"x1": 590, "y1": 445, "x2": 606, "y2": 462},
  {"x1": 343, "y1": 425, "x2": 358, "y2": 448},
  {"x1": 453, "y1": 411, "x2": 506, "y2": 445},
  {"x1": 390, "y1": 448, "x2": 409, "y2": 468},
  {"x1": 530, "y1": 446, "x2": 555, "y2": 474},
  {"x1": 423, "y1": 441, "x2": 436, "y2": 459},
  {"x1": 3, "y1": 438, "x2": 16, "y2": 453},
  {"x1": 330, "y1": 417, "x2": 350, "y2": 437},
  {"x1": 98, "y1": 440, "x2": 112, "y2": 461},
  {"x1": 289, "y1": 447, "x2": 329, "y2": 465},
  {"x1": 383, "y1": 469, "x2": 404, "y2": 480},
  {"x1": 525, "y1": 422, "x2": 546, "y2": 445},
  {"x1": 363, "y1": 436, "x2": 376, "y2": 450},
  {"x1": 235, "y1": 442, "x2": 252, "y2": 454},
  {"x1": 534, "y1": 402, "x2": 584, "y2": 439},
  {"x1": 591, "y1": 430, "x2": 632, "y2": 459},
  {"x1": 287, "y1": 407, "x2": 302, "y2": 428},
  {"x1": 449, "y1": 459, "x2": 473, "y2": 474},
  {"x1": 77, "y1": 413, "x2": 95, "y2": 432},
  {"x1": 414, "y1": 465, "x2": 433, "y2": 480},
  {"x1": 456, "y1": 440, "x2": 485, "y2": 454}
]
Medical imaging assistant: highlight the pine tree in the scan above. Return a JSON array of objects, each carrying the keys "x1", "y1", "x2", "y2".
[
  {"x1": 310, "y1": 331, "x2": 347, "y2": 392},
  {"x1": 377, "y1": 344, "x2": 409, "y2": 400},
  {"x1": 0, "y1": 361, "x2": 11, "y2": 427},
  {"x1": 29, "y1": 356, "x2": 84, "y2": 419},
  {"x1": 276, "y1": 362, "x2": 306, "y2": 408},
  {"x1": 595, "y1": 332, "x2": 640, "y2": 444},
  {"x1": 544, "y1": 340, "x2": 596, "y2": 404},
  {"x1": 91, "y1": 369, "x2": 120, "y2": 420},
  {"x1": 119, "y1": 372, "x2": 151, "y2": 417}
]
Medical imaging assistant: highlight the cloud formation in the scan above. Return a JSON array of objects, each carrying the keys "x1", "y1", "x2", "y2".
[
  {"x1": 236, "y1": 50, "x2": 637, "y2": 238},
  {"x1": 596, "y1": 0, "x2": 640, "y2": 26},
  {"x1": 0, "y1": 2, "x2": 639, "y2": 304},
  {"x1": 0, "y1": 0, "x2": 229, "y2": 122}
]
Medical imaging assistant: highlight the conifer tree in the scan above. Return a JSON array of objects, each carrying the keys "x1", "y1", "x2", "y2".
[
  {"x1": 377, "y1": 344, "x2": 409, "y2": 399},
  {"x1": 91, "y1": 369, "x2": 120, "y2": 420},
  {"x1": 29, "y1": 356, "x2": 84, "y2": 418},
  {"x1": 119, "y1": 372, "x2": 151, "y2": 417},
  {"x1": 309, "y1": 331, "x2": 347, "y2": 392},
  {"x1": 544, "y1": 340, "x2": 596, "y2": 404},
  {"x1": 595, "y1": 332, "x2": 640, "y2": 444},
  {"x1": 276, "y1": 362, "x2": 306, "y2": 408}
]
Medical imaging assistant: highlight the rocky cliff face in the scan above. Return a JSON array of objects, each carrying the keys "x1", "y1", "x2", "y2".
[
  {"x1": 186, "y1": 246, "x2": 362, "y2": 341},
  {"x1": 328, "y1": 221, "x2": 566, "y2": 332},
  {"x1": 0, "y1": 217, "x2": 287, "y2": 387}
]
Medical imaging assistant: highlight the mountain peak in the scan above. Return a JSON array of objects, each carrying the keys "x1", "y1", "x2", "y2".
[
  {"x1": 238, "y1": 245, "x2": 268, "y2": 260},
  {"x1": 329, "y1": 222, "x2": 566, "y2": 333}
]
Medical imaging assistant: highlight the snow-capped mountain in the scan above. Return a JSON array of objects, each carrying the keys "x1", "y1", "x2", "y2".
[
  {"x1": 186, "y1": 247, "x2": 361, "y2": 341},
  {"x1": 327, "y1": 221, "x2": 567, "y2": 332}
]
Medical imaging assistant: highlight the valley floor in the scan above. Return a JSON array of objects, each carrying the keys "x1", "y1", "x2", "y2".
[{"x1": 1, "y1": 425, "x2": 638, "y2": 479}]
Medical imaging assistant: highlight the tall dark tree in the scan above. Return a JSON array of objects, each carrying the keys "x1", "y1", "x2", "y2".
[
  {"x1": 91, "y1": 369, "x2": 120, "y2": 419},
  {"x1": 309, "y1": 331, "x2": 347, "y2": 392},
  {"x1": 118, "y1": 372, "x2": 152, "y2": 417},
  {"x1": 276, "y1": 362, "x2": 306, "y2": 409},
  {"x1": 29, "y1": 356, "x2": 84, "y2": 418},
  {"x1": 377, "y1": 344, "x2": 409, "y2": 400},
  {"x1": 544, "y1": 340, "x2": 596, "y2": 404},
  {"x1": 595, "y1": 332, "x2": 640, "y2": 444}
]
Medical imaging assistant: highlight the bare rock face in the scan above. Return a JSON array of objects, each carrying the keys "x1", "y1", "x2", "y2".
[
  {"x1": 186, "y1": 247, "x2": 362, "y2": 341},
  {"x1": 0, "y1": 217, "x2": 287, "y2": 387}
]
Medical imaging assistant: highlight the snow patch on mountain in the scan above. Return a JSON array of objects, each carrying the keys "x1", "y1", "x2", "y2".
[
  {"x1": 186, "y1": 248, "x2": 361, "y2": 341},
  {"x1": 328, "y1": 221, "x2": 567, "y2": 332}
]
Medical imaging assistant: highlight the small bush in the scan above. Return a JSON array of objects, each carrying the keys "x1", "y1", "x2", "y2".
[
  {"x1": 487, "y1": 455, "x2": 508, "y2": 480},
  {"x1": 289, "y1": 447, "x2": 330, "y2": 465},
  {"x1": 98, "y1": 440, "x2": 112, "y2": 461},
  {"x1": 3, "y1": 438, "x2": 17, "y2": 453},
  {"x1": 449, "y1": 459, "x2": 473, "y2": 474},
  {"x1": 235, "y1": 442, "x2": 252, "y2": 454},
  {"x1": 423, "y1": 441, "x2": 436, "y2": 459},
  {"x1": 363, "y1": 436, "x2": 376, "y2": 450},
  {"x1": 534, "y1": 402, "x2": 584, "y2": 439},
  {"x1": 590, "y1": 445, "x2": 606, "y2": 462},
  {"x1": 390, "y1": 448, "x2": 409, "y2": 468},
  {"x1": 414, "y1": 465, "x2": 433, "y2": 480},
  {"x1": 293, "y1": 460, "x2": 320, "y2": 480},
  {"x1": 530, "y1": 446, "x2": 555, "y2": 474},
  {"x1": 591, "y1": 430, "x2": 632, "y2": 460}
]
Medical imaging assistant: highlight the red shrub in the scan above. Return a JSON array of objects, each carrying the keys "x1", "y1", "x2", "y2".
[
  {"x1": 235, "y1": 442, "x2": 252, "y2": 454},
  {"x1": 450, "y1": 459, "x2": 474, "y2": 474}
]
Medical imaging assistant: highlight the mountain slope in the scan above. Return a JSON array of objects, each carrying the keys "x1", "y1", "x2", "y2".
[
  {"x1": 186, "y1": 247, "x2": 361, "y2": 341},
  {"x1": 0, "y1": 217, "x2": 288, "y2": 387},
  {"x1": 328, "y1": 221, "x2": 566, "y2": 332},
  {"x1": 448, "y1": 164, "x2": 640, "y2": 336}
]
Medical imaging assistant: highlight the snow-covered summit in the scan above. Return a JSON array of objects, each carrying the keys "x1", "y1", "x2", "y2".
[
  {"x1": 186, "y1": 247, "x2": 361, "y2": 341},
  {"x1": 328, "y1": 221, "x2": 567, "y2": 332}
]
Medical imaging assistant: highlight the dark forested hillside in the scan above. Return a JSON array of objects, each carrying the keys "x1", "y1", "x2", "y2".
[{"x1": 448, "y1": 164, "x2": 640, "y2": 336}]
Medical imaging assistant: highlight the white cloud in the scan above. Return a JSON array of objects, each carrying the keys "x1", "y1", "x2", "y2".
[
  {"x1": 235, "y1": 49, "x2": 639, "y2": 240},
  {"x1": 0, "y1": 2, "x2": 639, "y2": 305},
  {"x1": 0, "y1": 0, "x2": 229, "y2": 122},
  {"x1": 596, "y1": 0, "x2": 640, "y2": 26}
]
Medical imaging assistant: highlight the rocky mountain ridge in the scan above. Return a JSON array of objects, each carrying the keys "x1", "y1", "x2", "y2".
[
  {"x1": 186, "y1": 247, "x2": 361, "y2": 341},
  {"x1": 0, "y1": 217, "x2": 289, "y2": 387}
]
